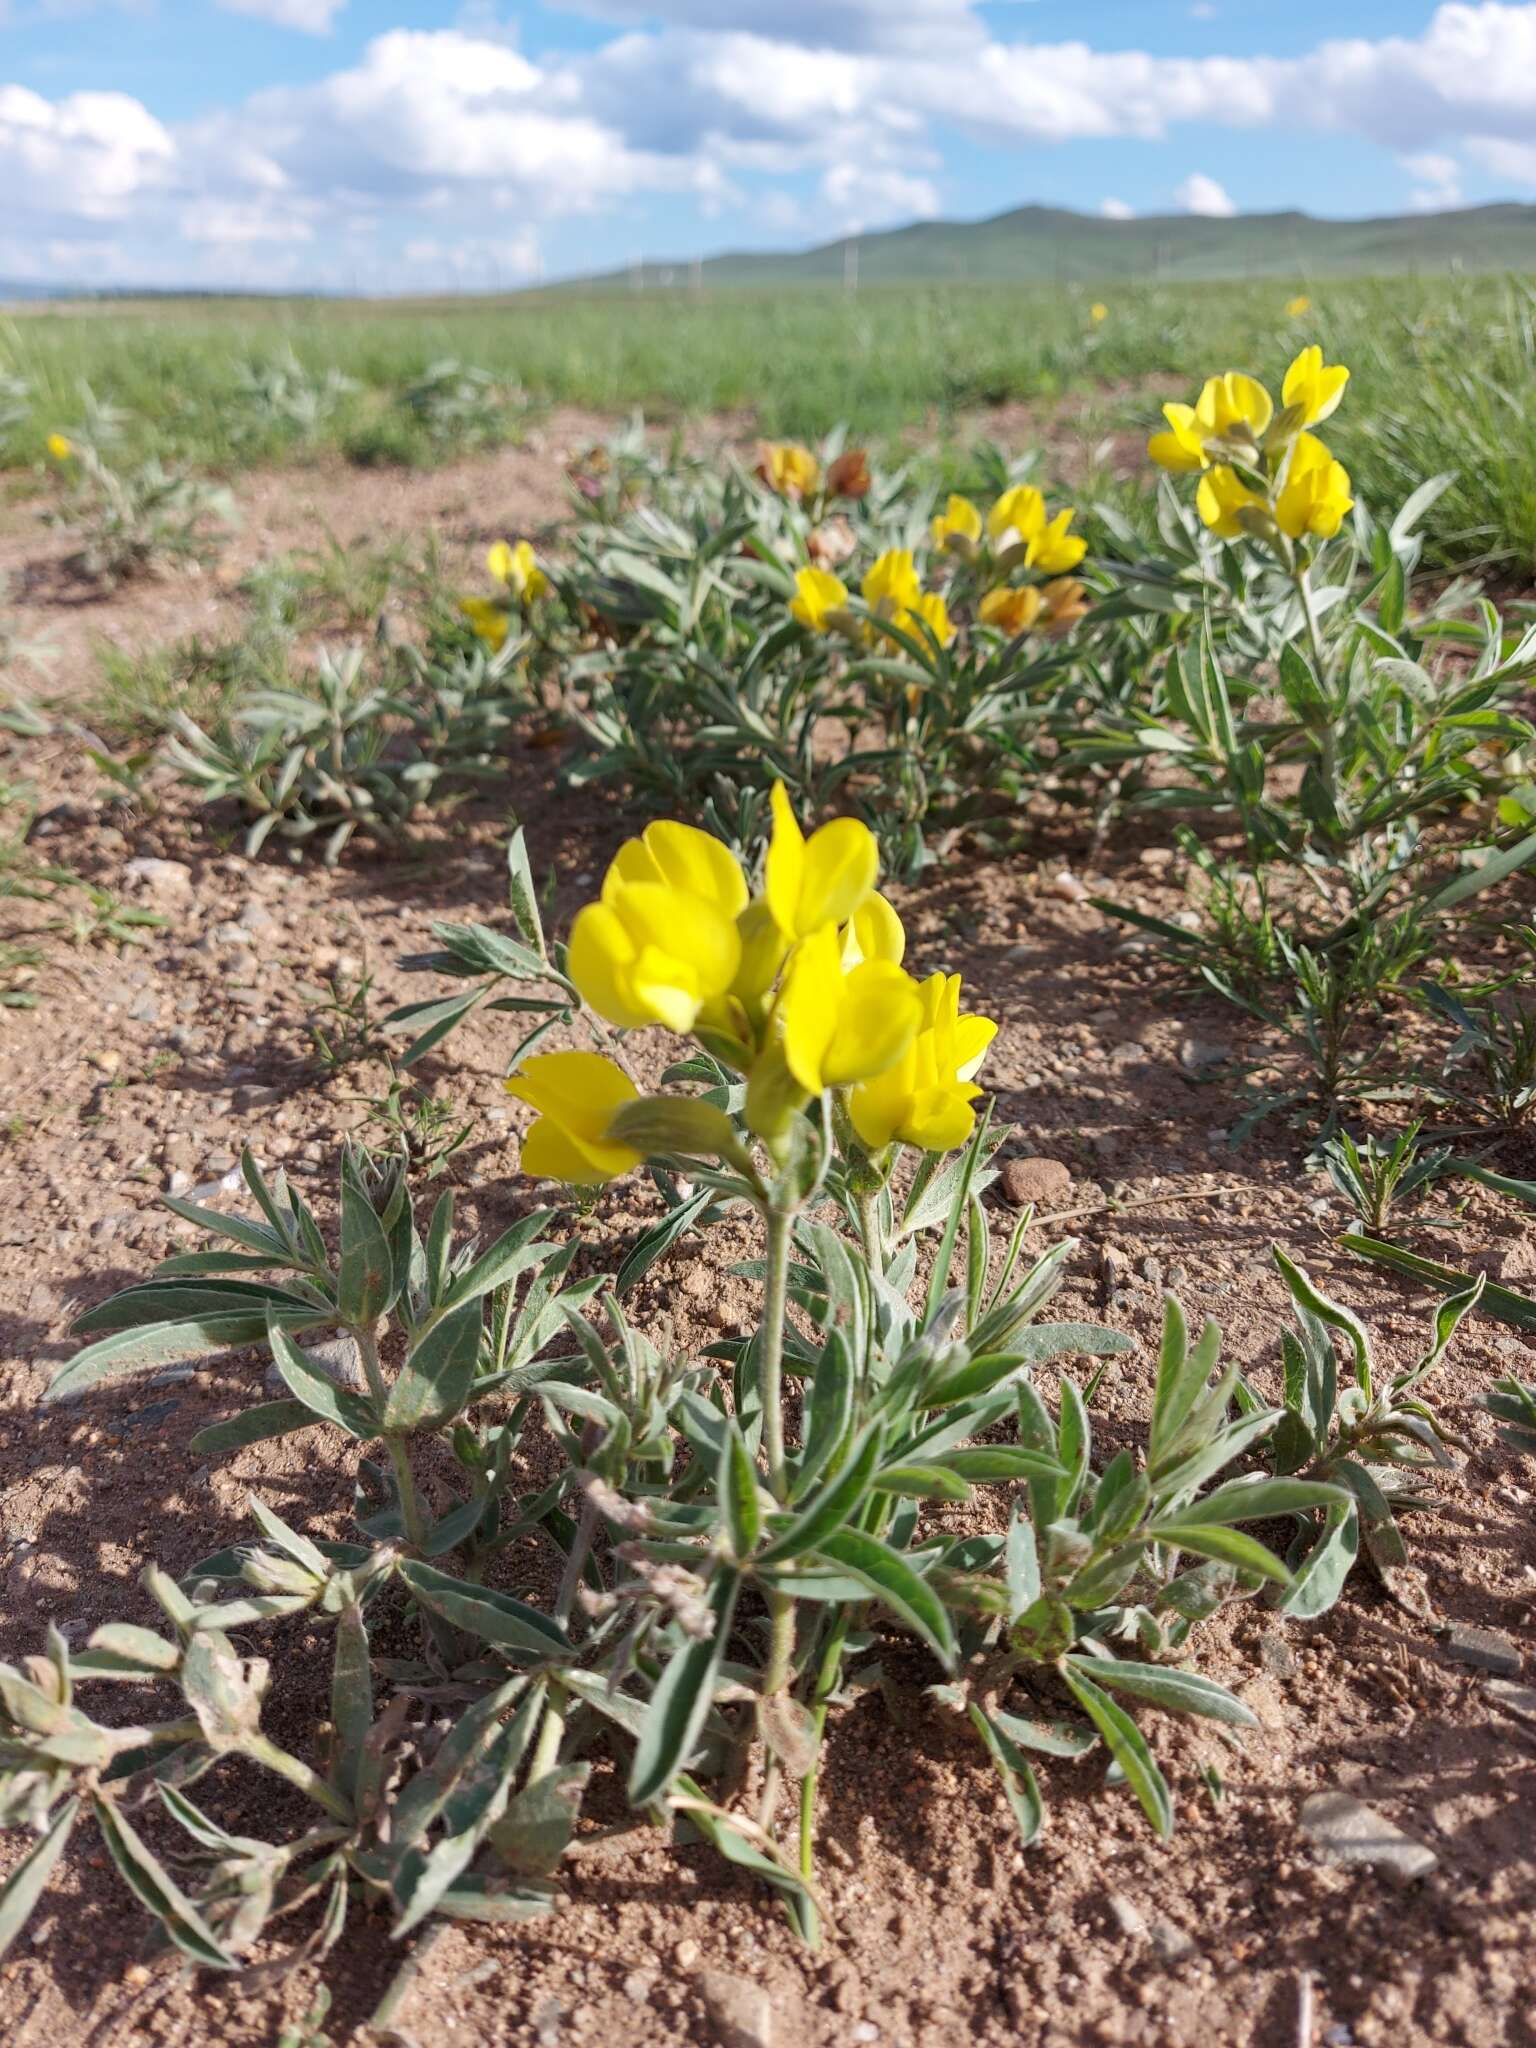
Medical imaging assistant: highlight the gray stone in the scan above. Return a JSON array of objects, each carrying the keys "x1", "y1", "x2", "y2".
[
  {"x1": 1441, "y1": 1624, "x2": 1522, "y2": 1678},
  {"x1": 1485, "y1": 1679, "x2": 1536, "y2": 1725},
  {"x1": 124, "y1": 856, "x2": 194, "y2": 900},
  {"x1": 1148, "y1": 1915, "x2": 1195, "y2": 1965},
  {"x1": 1299, "y1": 1791, "x2": 1437, "y2": 1886},
  {"x1": 697, "y1": 1970, "x2": 772, "y2": 2048},
  {"x1": 1106, "y1": 1893, "x2": 1147, "y2": 1940}
]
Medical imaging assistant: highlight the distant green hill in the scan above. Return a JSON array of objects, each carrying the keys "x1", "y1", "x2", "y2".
[{"x1": 576, "y1": 202, "x2": 1536, "y2": 290}]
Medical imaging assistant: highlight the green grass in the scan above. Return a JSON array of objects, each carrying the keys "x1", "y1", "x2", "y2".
[{"x1": 2, "y1": 270, "x2": 1534, "y2": 571}]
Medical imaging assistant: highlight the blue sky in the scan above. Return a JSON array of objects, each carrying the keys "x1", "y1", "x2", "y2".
[{"x1": 4, "y1": 1, "x2": 1535, "y2": 288}]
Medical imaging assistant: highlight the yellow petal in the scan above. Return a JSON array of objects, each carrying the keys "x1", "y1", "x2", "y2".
[
  {"x1": 505, "y1": 1050, "x2": 638, "y2": 1138},
  {"x1": 848, "y1": 892, "x2": 905, "y2": 966},
  {"x1": 777, "y1": 925, "x2": 840, "y2": 1092},
  {"x1": 953, "y1": 1013, "x2": 997, "y2": 1082},
  {"x1": 820, "y1": 961, "x2": 922, "y2": 1087},
  {"x1": 796, "y1": 819, "x2": 879, "y2": 935},
  {"x1": 521, "y1": 1116, "x2": 639, "y2": 1185},
  {"x1": 764, "y1": 781, "x2": 807, "y2": 940},
  {"x1": 988, "y1": 484, "x2": 1046, "y2": 543},
  {"x1": 635, "y1": 821, "x2": 748, "y2": 920},
  {"x1": 862, "y1": 548, "x2": 920, "y2": 610},
  {"x1": 901, "y1": 1087, "x2": 978, "y2": 1154},
  {"x1": 848, "y1": 1056, "x2": 913, "y2": 1150},
  {"x1": 486, "y1": 540, "x2": 515, "y2": 583},
  {"x1": 567, "y1": 902, "x2": 652, "y2": 1029}
]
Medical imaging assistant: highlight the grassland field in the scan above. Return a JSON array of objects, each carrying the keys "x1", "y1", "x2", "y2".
[{"x1": 3, "y1": 271, "x2": 1535, "y2": 574}]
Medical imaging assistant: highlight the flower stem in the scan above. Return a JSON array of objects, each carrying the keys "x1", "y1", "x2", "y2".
[
  {"x1": 797, "y1": 1611, "x2": 850, "y2": 1889},
  {"x1": 244, "y1": 1731, "x2": 355, "y2": 1824},
  {"x1": 759, "y1": 1198, "x2": 794, "y2": 1503},
  {"x1": 357, "y1": 1327, "x2": 429, "y2": 1552}
]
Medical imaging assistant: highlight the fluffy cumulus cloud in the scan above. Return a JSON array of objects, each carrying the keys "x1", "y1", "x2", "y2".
[
  {"x1": 1175, "y1": 172, "x2": 1237, "y2": 218},
  {"x1": 7, "y1": 1, "x2": 1536, "y2": 286}
]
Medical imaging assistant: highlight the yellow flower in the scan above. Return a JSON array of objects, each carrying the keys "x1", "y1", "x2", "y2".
[
  {"x1": 987, "y1": 484, "x2": 1047, "y2": 547},
  {"x1": 1090, "y1": 302, "x2": 1109, "y2": 324},
  {"x1": 930, "y1": 494, "x2": 982, "y2": 551},
  {"x1": 1282, "y1": 345, "x2": 1349, "y2": 429},
  {"x1": 895, "y1": 589, "x2": 955, "y2": 650},
  {"x1": 861, "y1": 548, "x2": 921, "y2": 614},
  {"x1": 46, "y1": 432, "x2": 73, "y2": 461},
  {"x1": 790, "y1": 564, "x2": 850, "y2": 633},
  {"x1": 843, "y1": 892, "x2": 906, "y2": 967},
  {"x1": 775, "y1": 925, "x2": 921, "y2": 1094},
  {"x1": 568, "y1": 821, "x2": 748, "y2": 1032},
  {"x1": 1150, "y1": 372, "x2": 1272, "y2": 474},
  {"x1": 1195, "y1": 372, "x2": 1274, "y2": 442},
  {"x1": 487, "y1": 539, "x2": 548, "y2": 604},
  {"x1": 1147, "y1": 402, "x2": 1209, "y2": 474},
  {"x1": 979, "y1": 585, "x2": 1043, "y2": 636},
  {"x1": 757, "y1": 441, "x2": 820, "y2": 498},
  {"x1": 1275, "y1": 433, "x2": 1353, "y2": 541},
  {"x1": 1196, "y1": 466, "x2": 1267, "y2": 541},
  {"x1": 1285, "y1": 295, "x2": 1312, "y2": 318},
  {"x1": 1026, "y1": 507, "x2": 1087, "y2": 575},
  {"x1": 849, "y1": 972, "x2": 997, "y2": 1153},
  {"x1": 459, "y1": 596, "x2": 509, "y2": 650},
  {"x1": 506, "y1": 1052, "x2": 641, "y2": 1185},
  {"x1": 764, "y1": 781, "x2": 878, "y2": 942}
]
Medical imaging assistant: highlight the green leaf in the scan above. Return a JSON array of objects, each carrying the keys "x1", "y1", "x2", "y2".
[
  {"x1": 757, "y1": 1423, "x2": 883, "y2": 1565},
  {"x1": 330, "y1": 1602, "x2": 371, "y2": 1812},
  {"x1": 337, "y1": 1175, "x2": 394, "y2": 1326},
  {"x1": 1278, "y1": 1504, "x2": 1360, "y2": 1619},
  {"x1": 384, "y1": 1300, "x2": 482, "y2": 1433},
  {"x1": 813, "y1": 1527, "x2": 956, "y2": 1669},
  {"x1": 93, "y1": 1796, "x2": 237, "y2": 1969},
  {"x1": 942, "y1": 1447, "x2": 1065, "y2": 1483},
  {"x1": 718, "y1": 1420, "x2": 762, "y2": 1563},
  {"x1": 46, "y1": 1310, "x2": 318, "y2": 1401},
  {"x1": 1273, "y1": 1249, "x2": 1373, "y2": 1400},
  {"x1": 73, "y1": 1278, "x2": 316, "y2": 1333},
  {"x1": 505, "y1": 823, "x2": 546, "y2": 957},
  {"x1": 629, "y1": 1571, "x2": 739, "y2": 1806},
  {"x1": 190, "y1": 1400, "x2": 317, "y2": 1456},
  {"x1": 0, "y1": 1799, "x2": 78, "y2": 1962},
  {"x1": 268, "y1": 1321, "x2": 380, "y2": 1440},
  {"x1": 791, "y1": 1332, "x2": 853, "y2": 1501},
  {"x1": 1174, "y1": 1476, "x2": 1350, "y2": 1526},
  {"x1": 398, "y1": 1560, "x2": 570, "y2": 1656},
  {"x1": 1341, "y1": 1236, "x2": 1536, "y2": 1334},
  {"x1": 1148, "y1": 1521, "x2": 1291, "y2": 1585},
  {"x1": 872, "y1": 1462, "x2": 971, "y2": 1503},
  {"x1": 1060, "y1": 1665, "x2": 1173, "y2": 1841},
  {"x1": 968, "y1": 1705, "x2": 1043, "y2": 1846},
  {"x1": 1067, "y1": 1656, "x2": 1258, "y2": 1726},
  {"x1": 439, "y1": 1215, "x2": 556, "y2": 1313}
]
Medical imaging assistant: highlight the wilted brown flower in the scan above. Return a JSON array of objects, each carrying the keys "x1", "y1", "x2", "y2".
[
  {"x1": 1041, "y1": 577, "x2": 1090, "y2": 633},
  {"x1": 825, "y1": 447, "x2": 871, "y2": 498}
]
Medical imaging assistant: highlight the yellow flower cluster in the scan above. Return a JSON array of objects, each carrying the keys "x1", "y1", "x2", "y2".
[
  {"x1": 460, "y1": 539, "x2": 549, "y2": 651},
  {"x1": 790, "y1": 548, "x2": 956, "y2": 651},
  {"x1": 787, "y1": 482, "x2": 1087, "y2": 652},
  {"x1": 507, "y1": 787, "x2": 995, "y2": 1183},
  {"x1": 46, "y1": 432, "x2": 74, "y2": 462},
  {"x1": 1148, "y1": 345, "x2": 1354, "y2": 547}
]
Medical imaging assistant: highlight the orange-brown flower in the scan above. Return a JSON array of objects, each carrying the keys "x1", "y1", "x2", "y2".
[{"x1": 825, "y1": 447, "x2": 871, "y2": 498}]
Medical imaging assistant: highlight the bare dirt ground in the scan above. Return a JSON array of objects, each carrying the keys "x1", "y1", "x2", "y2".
[{"x1": 0, "y1": 423, "x2": 1533, "y2": 2048}]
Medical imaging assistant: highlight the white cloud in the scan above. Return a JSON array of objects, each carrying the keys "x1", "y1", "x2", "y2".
[
  {"x1": 1400, "y1": 149, "x2": 1463, "y2": 210},
  {"x1": 1467, "y1": 134, "x2": 1536, "y2": 186},
  {"x1": 217, "y1": 0, "x2": 346, "y2": 31},
  {"x1": 1099, "y1": 196, "x2": 1133, "y2": 219},
  {"x1": 0, "y1": 83, "x2": 174, "y2": 219},
  {"x1": 1175, "y1": 171, "x2": 1236, "y2": 217},
  {"x1": 820, "y1": 162, "x2": 940, "y2": 232},
  {"x1": 10, "y1": 2, "x2": 1536, "y2": 287}
]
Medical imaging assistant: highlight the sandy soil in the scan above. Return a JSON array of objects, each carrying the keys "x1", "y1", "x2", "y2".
[{"x1": 0, "y1": 425, "x2": 1533, "y2": 2048}]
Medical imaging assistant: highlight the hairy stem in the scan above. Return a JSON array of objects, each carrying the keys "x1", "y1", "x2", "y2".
[
  {"x1": 357, "y1": 1326, "x2": 429, "y2": 1552},
  {"x1": 244, "y1": 1731, "x2": 355, "y2": 1825},
  {"x1": 759, "y1": 1199, "x2": 794, "y2": 1503}
]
